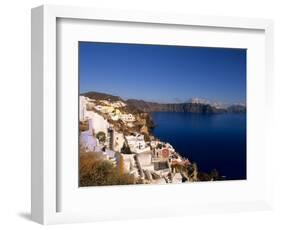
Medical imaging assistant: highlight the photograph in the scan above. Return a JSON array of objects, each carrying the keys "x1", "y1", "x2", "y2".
[{"x1": 78, "y1": 41, "x2": 247, "y2": 187}]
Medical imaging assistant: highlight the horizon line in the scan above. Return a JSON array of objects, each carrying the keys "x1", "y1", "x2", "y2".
[{"x1": 80, "y1": 90, "x2": 246, "y2": 106}]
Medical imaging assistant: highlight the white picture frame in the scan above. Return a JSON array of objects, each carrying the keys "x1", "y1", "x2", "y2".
[{"x1": 31, "y1": 5, "x2": 274, "y2": 225}]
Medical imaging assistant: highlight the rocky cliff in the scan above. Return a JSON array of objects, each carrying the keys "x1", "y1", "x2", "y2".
[
  {"x1": 82, "y1": 91, "x2": 123, "y2": 102},
  {"x1": 126, "y1": 99, "x2": 227, "y2": 113}
]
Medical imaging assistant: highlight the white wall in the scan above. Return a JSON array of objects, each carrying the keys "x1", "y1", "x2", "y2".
[
  {"x1": 88, "y1": 113, "x2": 109, "y2": 135},
  {"x1": 0, "y1": 0, "x2": 280, "y2": 229},
  {"x1": 79, "y1": 96, "x2": 87, "y2": 121}
]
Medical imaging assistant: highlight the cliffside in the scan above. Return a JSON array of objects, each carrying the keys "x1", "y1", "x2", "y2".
[
  {"x1": 227, "y1": 104, "x2": 246, "y2": 113},
  {"x1": 82, "y1": 91, "x2": 124, "y2": 102},
  {"x1": 126, "y1": 99, "x2": 227, "y2": 113}
]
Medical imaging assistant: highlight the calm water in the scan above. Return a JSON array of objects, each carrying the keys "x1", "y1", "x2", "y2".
[{"x1": 151, "y1": 112, "x2": 246, "y2": 180}]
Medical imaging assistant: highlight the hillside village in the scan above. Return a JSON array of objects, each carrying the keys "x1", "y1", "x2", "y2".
[{"x1": 79, "y1": 95, "x2": 217, "y2": 186}]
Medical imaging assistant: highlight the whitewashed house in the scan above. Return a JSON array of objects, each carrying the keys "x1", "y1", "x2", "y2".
[
  {"x1": 101, "y1": 106, "x2": 115, "y2": 114},
  {"x1": 150, "y1": 140, "x2": 159, "y2": 149},
  {"x1": 113, "y1": 131, "x2": 125, "y2": 152},
  {"x1": 80, "y1": 130, "x2": 100, "y2": 152},
  {"x1": 109, "y1": 109, "x2": 122, "y2": 121},
  {"x1": 79, "y1": 96, "x2": 88, "y2": 121},
  {"x1": 121, "y1": 113, "x2": 135, "y2": 122},
  {"x1": 83, "y1": 110, "x2": 96, "y2": 121},
  {"x1": 165, "y1": 143, "x2": 175, "y2": 153},
  {"x1": 125, "y1": 134, "x2": 150, "y2": 154},
  {"x1": 80, "y1": 107, "x2": 97, "y2": 122},
  {"x1": 109, "y1": 114, "x2": 119, "y2": 121},
  {"x1": 94, "y1": 105, "x2": 103, "y2": 111},
  {"x1": 88, "y1": 112, "x2": 109, "y2": 135},
  {"x1": 137, "y1": 152, "x2": 154, "y2": 171},
  {"x1": 111, "y1": 101, "x2": 127, "y2": 108}
]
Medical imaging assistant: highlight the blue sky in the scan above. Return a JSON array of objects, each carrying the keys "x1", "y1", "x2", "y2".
[{"x1": 79, "y1": 42, "x2": 246, "y2": 104}]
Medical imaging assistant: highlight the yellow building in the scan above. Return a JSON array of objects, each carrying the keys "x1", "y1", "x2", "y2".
[{"x1": 101, "y1": 106, "x2": 115, "y2": 114}]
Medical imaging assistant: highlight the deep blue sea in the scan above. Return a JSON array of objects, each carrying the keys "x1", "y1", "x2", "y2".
[{"x1": 151, "y1": 112, "x2": 246, "y2": 180}]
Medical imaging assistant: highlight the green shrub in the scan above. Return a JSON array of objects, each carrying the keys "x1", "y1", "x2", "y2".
[{"x1": 96, "y1": 131, "x2": 106, "y2": 143}]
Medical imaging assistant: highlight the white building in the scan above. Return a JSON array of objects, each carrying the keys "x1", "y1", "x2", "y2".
[
  {"x1": 88, "y1": 112, "x2": 109, "y2": 135},
  {"x1": 110, "y1": 113, "x2": 121, "y2": 121},
  {"x1": 116, "y1": 154, "x2": 138, "y2": 178},
  {"x1": 125, "y1": 134, "x2": 150, "y2": 153},
  {"x1": 150, "y1": 140, "x2": 159, "y2": 149},
  {"x1": 121, "y1": 113, "x2": 135, "y2": 122},
  {"x1": 80, "y1": 96, "x2": 98, "y2": 121},
  {"x1": 165, "y1": 143, "x2": 175, "y2": 153},
  {"x1": 80, "y1": 130, "x2": 100, "y2": 152},
  {"x1": 82, "y1": 110, "x2": 95, "y2": 121},
  {"x1": 111, "y1": 101, "x2": 127, "y2": 108},
  {"x1": 101, "y1": 106, "x2": 115, "y2": 114},
  {"x1": 79, "y1": 96, "x2": 88, "y2": 121},
  {"x1": 137, "y1": 152, "x2": 154, "y2": 171},
  {"x1": 94, "y1": 105, "x2": 103, "y2": 111},
  {"x1": 113, "y1": 131, "x2": 125, "y2": 152}
]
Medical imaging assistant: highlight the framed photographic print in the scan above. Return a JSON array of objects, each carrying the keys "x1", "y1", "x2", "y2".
[{"x1": 31, "y1": 5, "x2": 274, "y2": 224}]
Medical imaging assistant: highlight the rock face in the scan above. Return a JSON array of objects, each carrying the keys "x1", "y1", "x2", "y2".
[
  {"x1": 226, "y1": 105, "x2": 246, "y2": 113},
  {"x1": 126, "y1": 100, "x2": 227, "y2": 113},
  {"x1": 82, "y1": 91, "x2": 123, "y2": 102}
]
